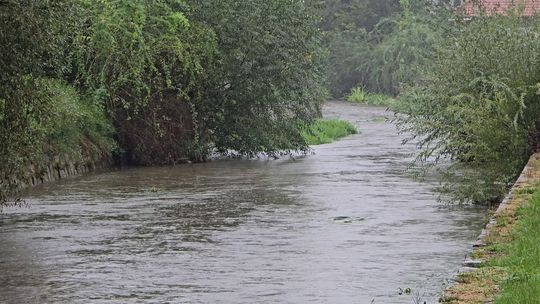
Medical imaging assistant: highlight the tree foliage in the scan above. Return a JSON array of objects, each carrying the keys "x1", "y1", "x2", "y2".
[
  {"x1": 315, "y1": 0, "x2": 401, "y2": 32},
  {"x1": 366, "y1": 0, "x2": 451, "y2": 94},
  {"x1": 314, "y1": 0, "x2": 447, "y2": 97},
  {"x1": 0, "y1": 0, "x2": 112, "y2": 204},
  {"x1": 399, "y1": 14, "x2": 540, "y2": 204},
  {"x1": 189, "y1": 0, "x2": 326, "y2": 156},
  {"x1": 312, "y1": 0, "x2": 399, "y2": 96},
  {"x1": 0, "y1": 0, "x2": 326, "y2": 204},
  {"x1": 73, "y1": 0, "x2": 216, "y2": 165}
]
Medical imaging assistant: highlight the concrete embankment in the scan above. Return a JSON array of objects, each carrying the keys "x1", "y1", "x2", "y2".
[{"x1": 22, "y1": 155, "x2": 111, "y2": 189}]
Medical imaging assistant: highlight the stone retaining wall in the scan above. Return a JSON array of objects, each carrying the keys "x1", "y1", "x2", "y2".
[{"x1": 23, "y1": 155, "x2": 112, "y2": 188}]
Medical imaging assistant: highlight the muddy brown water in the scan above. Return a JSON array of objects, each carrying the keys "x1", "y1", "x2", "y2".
[{"x1": 0, "y1": 101, "x2": 486, "y2": 303}]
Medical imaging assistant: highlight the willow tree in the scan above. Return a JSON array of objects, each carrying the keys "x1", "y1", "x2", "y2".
[
  {"x1": 399, "y1": 15, "x2": 540, "y2": 204},
  {"x1": 365, "y1": 0, "x2": 451, "y2": 94},
  {"x1": 310, "y1": 0, "x2": 402, "y2": 96},
  {"x1": 74, "y1": 0, "x2": 216, "y2": 165},
  {"x1": 188, "y1": 0, "x2": 327, "y2": 156}
]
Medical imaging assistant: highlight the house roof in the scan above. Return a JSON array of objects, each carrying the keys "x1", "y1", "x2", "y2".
[{"x1": 462, "y1": 0, "x2": 540, "y2": 16}]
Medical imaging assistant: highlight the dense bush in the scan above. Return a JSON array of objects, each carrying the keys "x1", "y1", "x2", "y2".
[
  {"x1": 189, "y1": 0, "x2": 327, "y2": 157},
  {"x1": 73, "y1": 0, "x2": 216, "y2": 165},
  {"x1": 0, "y1": 0, "x2": 82, "y2": 203},
  {"x1": 399, "y1": 14, "x2": 540, "y2": 204}
]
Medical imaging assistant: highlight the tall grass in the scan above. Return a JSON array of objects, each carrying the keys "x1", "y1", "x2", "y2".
[
  {"x1": 346, "y1": 87, "x2": 366, "y2": 103},
  {"x1": 346, "y1": 87, "x2": 397, "y2": 108}
]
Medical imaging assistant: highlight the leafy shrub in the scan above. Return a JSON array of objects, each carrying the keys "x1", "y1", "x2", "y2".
[
  {"x1": 399, "y1": 14, "x2": 540, "y2": 204},
  {"x1": 74, "y1": 0, "x2": 216, "y2": 165},
  {"x1": 189, "y1": 0, "x2": 327, "y2": 157},
  {"x1": 39, "y1": 79, "x2": 116, "y2": 162}
]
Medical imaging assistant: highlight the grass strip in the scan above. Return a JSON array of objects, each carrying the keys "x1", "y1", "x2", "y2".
[
  {"x1": 494, "y1": 185, "x2": 540, "y2": 303},
  {"x1": 301, "y1": 119, "x2": 357, "y2": 145}
]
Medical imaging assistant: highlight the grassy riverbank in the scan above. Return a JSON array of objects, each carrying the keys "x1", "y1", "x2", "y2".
[
  {"x1": 495, "y1": 186, "x2": 540, "y2": 303},
  {"x1": 442, "y1": 154, "x2": 540, "y2": 304},
  {"x1": 301, "y1": 119, "x2": 357, "y2": 145}
]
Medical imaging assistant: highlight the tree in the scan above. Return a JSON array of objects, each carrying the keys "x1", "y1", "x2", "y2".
[
  {"x1": 365, "y1": 0, "x2": 450, "y2": 94},
  {"x1": 188, "y1": 0, "x2": 327, "y2": 156},
  {"x1": 74, "y1": 0, "x2": 216, "y2": 165},
  {"x1": 312, "y1": 0, "x2": 401, "y2": 96},
  {"x1": 399, "y1": 14, "x2": 540, "y2": 204}
]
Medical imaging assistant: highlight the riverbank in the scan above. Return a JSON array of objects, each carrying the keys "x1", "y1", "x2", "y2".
[
  {"x1": 23, "y1": 156, "x2": 112, "y2": 189},
  {"x1": 16, "y1": 110, "x2": 354, "y2": 196},
  {"x1": 441, "y1": 153, "x2": 540, "y2": 304},
  {"x1": 8, "y1": 103, "x2": 356, "y2": 197}
]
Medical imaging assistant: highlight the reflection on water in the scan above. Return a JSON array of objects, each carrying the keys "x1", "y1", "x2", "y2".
[{"x1": 0, "y1": 101, "x2": 486, "y2": 303}]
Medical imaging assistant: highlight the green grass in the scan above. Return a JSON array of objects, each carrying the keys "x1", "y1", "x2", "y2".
[
  {"x1": 364, "y1": 93, "x2": 397, "y2": 107},
  {"x1": 301, "y1": 119, "x2": 357, "y2": 145},
  {"x1": 346, "y1": 87, "x2": 366, "y2": 103},
  {"x1": 345, "y1": 87, "x2": 398, "y2": 108},
  {"x1": 495, "y1": 187, "x2": 540, "y2": 304}
]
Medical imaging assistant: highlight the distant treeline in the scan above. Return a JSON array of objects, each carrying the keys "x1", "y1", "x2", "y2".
[
  {"x1": 0, "y1": 0, "x2": 326, "y2": 203},
  {"x1": 314, "y1": 0, "x2": 451, "y2": 97}
]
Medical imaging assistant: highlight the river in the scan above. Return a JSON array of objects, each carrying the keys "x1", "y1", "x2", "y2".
[{"x1": 0, "y1": 101, "x2": 486, "y2": 303}]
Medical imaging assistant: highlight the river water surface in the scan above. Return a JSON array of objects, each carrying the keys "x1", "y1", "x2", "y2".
[{"x1": 0, "y1": 101, "x2": 486, "y2": 303}]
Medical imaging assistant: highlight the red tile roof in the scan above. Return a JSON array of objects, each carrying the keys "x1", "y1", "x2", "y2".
[{"x1": 462, "y1": 0, "x2": 540, "y2": 16}]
